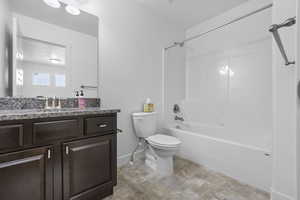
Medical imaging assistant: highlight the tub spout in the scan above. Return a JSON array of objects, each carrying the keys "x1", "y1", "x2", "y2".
[{"x1": 175, "y1": 116, "x2": 184, "y2": 122}]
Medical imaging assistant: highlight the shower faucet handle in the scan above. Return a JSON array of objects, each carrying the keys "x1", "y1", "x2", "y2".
[{"x1": 173, "y1": 104, "x2": 181, "y2": 114}]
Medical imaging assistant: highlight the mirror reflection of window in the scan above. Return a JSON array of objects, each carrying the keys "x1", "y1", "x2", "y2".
[
  {"x1": 32, "y1": 73, "x2": 50, "y2": 86},
  {"x1": 55, "y1": 74, "x2": 66, "y2": 87}
]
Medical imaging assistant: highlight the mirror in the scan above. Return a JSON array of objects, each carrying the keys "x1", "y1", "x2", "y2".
[{"x1": 0, "y1": 0, "x2": 99, "y2": 98}]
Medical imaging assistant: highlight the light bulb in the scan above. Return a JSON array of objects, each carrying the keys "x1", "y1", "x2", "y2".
[
  {"x1": 65, "y1": 5, "x2": 81, "y2": 15},
  {"x1": 43, "y1": 0, "x2": 61, "y2": 8}
]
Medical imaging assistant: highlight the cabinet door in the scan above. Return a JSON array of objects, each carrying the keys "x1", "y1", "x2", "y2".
[
  {"x1": 0, "y1": 147, "x2": 53, "y2": 200},
  {"x1": 63, "y1": 135, "x2": 116, "y2": 200}
]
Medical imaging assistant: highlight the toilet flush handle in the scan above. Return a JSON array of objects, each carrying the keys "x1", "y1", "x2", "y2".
[{"x1": 117, "y1": 129, "x2": 123, "y2": 133}]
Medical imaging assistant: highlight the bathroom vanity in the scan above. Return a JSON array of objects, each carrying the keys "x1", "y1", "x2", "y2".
[{"x1": 0, "y1": 108, "x2": 120, "y2": 200}]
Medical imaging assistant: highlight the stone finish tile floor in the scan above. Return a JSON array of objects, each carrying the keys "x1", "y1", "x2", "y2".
[{"x1": 104, "y1": 157, "x2": 270, "y2": 200}]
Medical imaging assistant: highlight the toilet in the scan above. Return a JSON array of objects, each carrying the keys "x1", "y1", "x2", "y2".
[{"x1": 132, "y1": 112, "x2": 181, "y2": 176}]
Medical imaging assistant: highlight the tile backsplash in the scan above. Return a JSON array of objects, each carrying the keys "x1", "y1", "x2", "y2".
[{"x1": 0, "y1": 98, "x2": 101, "y2": 110}]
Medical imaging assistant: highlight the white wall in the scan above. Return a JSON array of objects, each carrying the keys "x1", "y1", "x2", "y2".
[
  {"x1": 15, "y1": 14, "x2": 98, "y2": 98},
  {"x1": 298, "y1": 0, "x2": 300, "y2": 198},
  {"x1": 272, "y1": 0, "x2": 298, "y2": 199},
  {"x1": 10, "y1": 0, "x2": 99, "y2": 38},
  {"x1": 80, "y1": 0, "x2": 184, "y2": 165},
  {"x1": 0, "y1": 0, "x2": 11, "y2": 96}
]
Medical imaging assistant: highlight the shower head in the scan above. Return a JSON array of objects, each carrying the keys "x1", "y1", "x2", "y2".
[
  {"x1": 269, "y1": 17, "x2": 296, "y2": 32},
  {"x1": 283, "y1": 18, "x2": 296, "y2": 27}
]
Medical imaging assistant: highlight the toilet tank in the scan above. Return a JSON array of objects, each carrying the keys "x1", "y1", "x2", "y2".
[{"x1": 132, "y1": 112, "x2": 157, "y2": 138}]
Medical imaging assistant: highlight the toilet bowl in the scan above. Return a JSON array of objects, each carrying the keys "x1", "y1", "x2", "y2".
[
  {"x1": 145, "y1": 134, "x2": 181, "y2": 176},
  {"x1": 132, "y1": 112, "x2": 181, "y2": 176}
]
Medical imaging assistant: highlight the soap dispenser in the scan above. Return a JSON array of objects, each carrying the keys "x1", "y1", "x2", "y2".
[{"x1": 78, "y1": 90, "x2": 86, "y2": 109}]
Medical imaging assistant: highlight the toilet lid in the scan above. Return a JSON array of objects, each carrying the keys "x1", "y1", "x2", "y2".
[{"x1": 147, "y1": 134, "x2": 181, "y2": 148}]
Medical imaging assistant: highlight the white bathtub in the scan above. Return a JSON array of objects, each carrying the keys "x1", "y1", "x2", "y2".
[{"x1": 168, "y1": 125, "x2": 272, "y2": 192}]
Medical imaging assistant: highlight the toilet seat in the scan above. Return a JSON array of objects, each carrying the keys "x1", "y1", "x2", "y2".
[{"x1": 147, "y1": 134, "x2": 181, "y2": 149}]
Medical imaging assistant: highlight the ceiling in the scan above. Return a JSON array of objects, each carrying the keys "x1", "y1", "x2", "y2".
[{"x1": 135, "y1": 0, "x2": 249, "y2": 29}]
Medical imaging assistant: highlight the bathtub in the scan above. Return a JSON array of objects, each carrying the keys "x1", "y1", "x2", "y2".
[{"x1": 167, "y1": 124, "x2": 272, "y2": 192}]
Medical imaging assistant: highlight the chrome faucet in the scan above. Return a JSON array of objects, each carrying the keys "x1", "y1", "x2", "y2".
[
  {"x1": 175, "y1": 115, "x2": 184, "y2": 122},
  {"x1": 52, "y1": 96, "x2": 56, "y2": 109},
  {"x1": 44, "y1": 97, "x2": 61, "y2": 109},
  {"x1": 45, "y1": 97, "x2": 51, "y2": 109}
]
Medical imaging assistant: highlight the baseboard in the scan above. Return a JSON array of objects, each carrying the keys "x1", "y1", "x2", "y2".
[
  {"x1": 117, "y1": 150, "x2": 144, "y2": 167},
  {"x1": 271, "y1": 189, "x2": 294, "y2": 200}
]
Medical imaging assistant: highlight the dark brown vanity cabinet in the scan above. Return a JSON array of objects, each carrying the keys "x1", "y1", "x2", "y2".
[
  {"x1": 0, "y1": 146, "x2": 53, "y2": 200},
  {"x1": 0, "y1": 113, "x2": 117, "y2": 200}
]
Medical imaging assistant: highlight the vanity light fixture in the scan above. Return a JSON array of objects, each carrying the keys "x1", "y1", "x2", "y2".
[
  {"x1": 43, "y1": 0, "x2": 61, "y2": 8},
  {"x1": 43, "y1": 0, "x2": 81, "y2": 16}
]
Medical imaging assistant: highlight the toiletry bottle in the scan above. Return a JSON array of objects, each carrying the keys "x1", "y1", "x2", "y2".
[
  {"x1": 143, "y1": 98, "x2": 154, "y2": 112},
  {"x1": 75, "y1": 91, "x2": 80, "y2": 108},
  {"x1": 78, "y1": 90, "x2": 86, "y2": 109}
]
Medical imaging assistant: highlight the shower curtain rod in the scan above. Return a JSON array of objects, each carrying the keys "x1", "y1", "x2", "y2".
[{"x1": 165, "y1": 3, "x2": 273, "y2": 50}]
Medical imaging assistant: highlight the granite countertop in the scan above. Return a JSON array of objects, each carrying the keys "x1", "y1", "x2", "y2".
[{"x1": 0, "y1": 108, "x2": 121, "y2": 121}]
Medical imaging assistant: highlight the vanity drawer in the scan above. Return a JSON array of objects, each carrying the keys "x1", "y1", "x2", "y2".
[
  {"x1": 85, "y1": 116, "x2": 115, "y2": 135},
  {"x1": 0, "y1": 125, "x2": 23, "y2": 150},
  {"x1": 33, "y1": 119, "x2": 81, "y2": 144}
]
